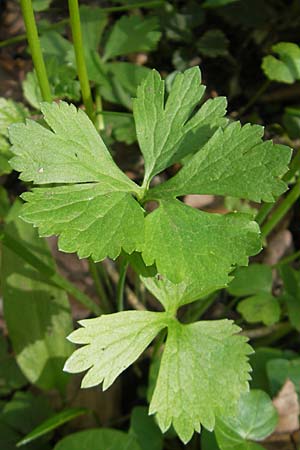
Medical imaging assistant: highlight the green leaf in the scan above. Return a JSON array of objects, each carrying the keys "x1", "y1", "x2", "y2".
[
  {"x1": 266, "y1": 358, "x2": 300, "y2": 396},
  {"x1": 237, "y1": 293, "x2": 281, "y2": 326},
  {"x1": 228, "y1": 264, "x2": 272, "y2": 296},
  {"x1": 142, "y1": 200, "x2": 261, "y2": 290},
  {"x1": 283, "y1": 106, "x2": 300, "y2": 139},
  {"x1": 103, "y1": 16, "x2": 161, "y2": 61},
  {"x1": 203, "y1": 0, "x2": 239, "y2": 7},
  {"x1": 280, "y1": 266, "x2": 300, "y2": 331},
  {"x1": 54, "y1": 428, "x2": 141, "y2": 450},
  {"x1": 215, "y1": 390, "x2": 278, "y2": 450},
  {"x1": 149, "y1": 319, "x2": 252, "y2": 443},
  {"x1": 21, "y1": 184, "x2": 145, "y2": 261},
  {"x1": 2, "y1": 391, "x2": 53, "y2": 437},
  {"x1": 249, "y1": 347, "x2": 296, "y2": 391},
  {"x1": 129, "y1": 406, "x2": 163, "y2": 450},
  {"x1": 151, "y1": 121, "x2": 291, "y2": 202},
  {"x1": 134, "y1": 67, "x2": 228, "y2": 182},
  {"x1": 79, "y1": 5, "x2": 108, "y2": 52},
  {"x1": 0, "y1": 98, "x2": 28, "y2": 175},
  {"x1": 100, "y1": 63, "x2": 151, "y2": 109},
  {"x1": 64, "y1": 311, "x2": 167, "y2": 389},
  {"x1": 262, "y1": 42, "x2": 300, "y2": 84},
  {"x1": 32, "y1": 0, "x2": 52, "y2": 11},
  {"x1": 17, "y1": 408, "x2": 88, "y2": 447},
  {"x1": 40, "y1": 31, "x2": 73, "y2": 60},
  {"x1": 201, "y1": 429, "x2": 220, "y2": 450},
  {"x1": 9, "y1": 102, "x2": 144, "y2": 262},
  {"x1": 197, "y1": 29, "x2": 229, "y2": 57},
  {"x1": 10, "y1": 101, "x2": 135, "y2": 187},
  {"x1": 2, "y1": 203, "x2": 73, "y2": 392},
  {"x1": 0, "y1": 334, "x2": 27, "y2": 396}
]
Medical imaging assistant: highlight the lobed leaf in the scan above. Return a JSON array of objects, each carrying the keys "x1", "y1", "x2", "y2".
[
  {"x1": 103, "y1": 16, "x2": 161, "y2": 61},
  {"x1": 149, "y1": 319, "x2": 252, "y2": 443},
  {"x1": 64, "y1": 311, "x2": 168, "y2": 389},
  {"x1": 215, "y1": 390, "x2": 278, "y2": 449},
  {"x1": 142, "y1": 200, "x2": 261, "y2": 288},
  {"x1": 21, "y1": 184, "x2": 145, "y2": 261},
  {"x1": 150, "y1": 121, "x2": 292, "y2": 202},
  {"x1": 262, "y1": 42, "x2": 300, "y2": 84},
  {"x1": 9, "y1": 102, "x2": 135, "y2": 188},
  {"x1": 134, "y1": 67, "x2": 227, "y2": 182}
]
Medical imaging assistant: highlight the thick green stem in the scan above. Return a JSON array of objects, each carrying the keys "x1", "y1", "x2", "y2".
[
  {"x1": 68, "y1": 0, "x2": 94, "y2": 120},
  {"x1": 261, "y1": 177, "x2": 300, "y2": 239},
  {"x1": 1, "y1": 230, "x2": 101, "y2": 316},
  {"x1": 117, "y1": 260, "x2": 128, "y2": 312},
  {"x1": 20, "y1": 0, "x2": 51, "y2": 102}
]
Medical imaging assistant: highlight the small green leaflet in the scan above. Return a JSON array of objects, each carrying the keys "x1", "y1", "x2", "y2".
[
  {"x1": 237, "y1": 293, "x2": 281, "y2": 326},
  {"x1": 150, "y1": 121, "x2": 291, "y2": 202},
  {"x1": 133, "y1": 67, "x2": 228, "y2": 182},
  {"x1": 103, "y1": 16, "x2": 161, "y2": 61},
  {"x1": 215, "y1": 390, "x2": 278, "y2": 450},
  {"x1": 0, "y1": 98, "x2": 28, "y2": 175},
  {"x1": 262, "y1": 42, "x2": 300, "y2": 84},
  {"x1": 64, "y1": 311, "x2": 167, "y2": 389},
  {"x1": 65, "y1": 311, "x2": 252, "y2": 444}
]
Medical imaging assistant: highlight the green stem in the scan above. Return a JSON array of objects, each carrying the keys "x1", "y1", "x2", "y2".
[
  {"x1": 1, "y1": 230, "x2": 101, "y2": 316},
  {"x1": 117, "y1": 260, "x2": 128, "y2": 312},
  {"x1": 95, "y1": 87, "x2": 104, "y2": 131},
  {"x1": 88, "y1": 259, "x2": 111, "y2": 313},
  {"x1": 68, "y1": 0, "x2": 94, "y2": 120},
  {"x1": 20, "y1": 0, "x2": 51, "y2": 102},
  {"x1": 256, "y1": 149, "x2": 300, "y2": 226},
  {"x1": 273, "y1": 250, "x2": 300, "y2": 268},
  {"x1": 239, "y1": 80, "x2": 271, "y2": 117},
  {"x1": 261, "y1": 177, "x2": 300, "y2": 239}
]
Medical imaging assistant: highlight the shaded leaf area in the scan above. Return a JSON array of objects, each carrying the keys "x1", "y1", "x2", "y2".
[
  {"x1": 0, "y1": 391, "x2": 53, "y2": 450},
  {"x1": 17, "y1": 408, "x2": 88, "y2": 447},
  {"x1": 54, "y1": 428, "x2": 141, "y2": 450},
  {"x1": 1, "y1": 202, "x2": 73, "y2": 392}
]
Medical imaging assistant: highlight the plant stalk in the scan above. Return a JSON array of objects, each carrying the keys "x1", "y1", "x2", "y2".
[
  {"x1": 256, "y1": 149, "x2": 300, "y2": 225},
  {"x1": 20, "y1": 0, "x2": 52, "y2": 102},
  {"x1": 88, "y1": 259, "x2": 111, "y2": 313},
  {"x1": 68, "y1": 0, "x2": 94, "y2": 120},
  {"x1": 261, "y1": 176, "x2": 300, "y2": 239},
  {"x1": 117, "y1": 259, "x2": 129, "y2": 312}
]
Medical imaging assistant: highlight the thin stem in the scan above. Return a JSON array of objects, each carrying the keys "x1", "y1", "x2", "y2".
[
  {"x1": 88, "y1": 259, "x2": 111, "y2": 313},
  {"x1": 239, "y1": 80, "x2": 271, "y2": 117},
  {"x1": 20, "y1": 0, "x2": 51, "y2": 102},
  {"x1": 1, "y1": 230, "x2": 101, "y2": 315},
  {"x1": 273, "y1": 250, "x2": 300, "y2": 268},
  {"x1": 261, "y1": 177, "x2": 300, "y2": 239},
  {"x1": 95, "y1": 87, "x2": 104, "y2": 131},
  {"x1": 117, "y1": 259, "x2": 128, "y2": 312},
  {"x1": 68, "y1": 0, "x2": 94, "y2": 120},
  {"x1": 256, "y1": 149, "x2": 300, "y2": 226}
]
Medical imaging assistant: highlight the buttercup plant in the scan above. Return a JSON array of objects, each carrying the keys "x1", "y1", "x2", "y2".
[{"x1": 9, "y1": 66, "x2": 292, "y2": 443}]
